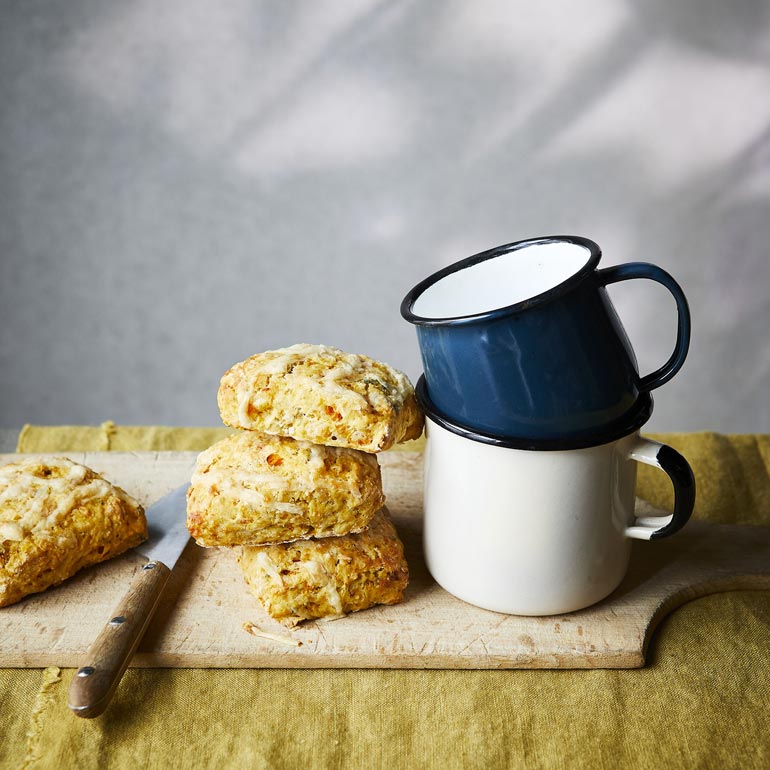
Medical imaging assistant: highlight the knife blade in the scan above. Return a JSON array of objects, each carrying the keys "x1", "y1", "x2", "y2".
[{"x1": 67, "y1": 482, "x2": 191, "y2": 718}]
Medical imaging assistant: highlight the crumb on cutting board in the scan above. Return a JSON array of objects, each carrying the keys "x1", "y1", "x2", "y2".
[{"x1": 242, "y1": 621, "x2": 302, "y2": 646}]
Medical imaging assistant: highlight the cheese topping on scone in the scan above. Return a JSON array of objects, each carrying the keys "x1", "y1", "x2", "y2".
[
  {"x1": 0, "y1": 456, "x2": 146, "y2": 608},
  {"x1": 217, "y1": 343, "x2": 424, "y2": 452},
  {"x1": 0, "y1": 457, "x2": 140, "y2": 544},
  {"x1": 186, "y1": 431, "x2": 385, "y2": 547},
  {"x1": 239, "y1": 508, "x2": 409, "y2": 626}
]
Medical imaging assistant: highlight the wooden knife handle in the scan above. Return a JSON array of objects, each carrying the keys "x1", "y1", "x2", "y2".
[{"x1": 68, "y1": 560, "x2": 171, "y2": 718}]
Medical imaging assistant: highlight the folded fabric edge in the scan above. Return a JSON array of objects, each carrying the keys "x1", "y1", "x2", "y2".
[{"x1": 16, "y1": 423, "x2": 427, "y2": 453}]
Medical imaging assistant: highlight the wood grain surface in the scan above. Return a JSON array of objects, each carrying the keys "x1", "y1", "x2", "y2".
[{"x1": 1, "y1": 451, "x2": 769, "y2": 669}]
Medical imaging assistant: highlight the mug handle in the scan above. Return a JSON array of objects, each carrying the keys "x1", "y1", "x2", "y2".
[
  {"x1": 597, "y1": 263, "x2": 691, "y2": 391},
  {"x1": 624, "y1": 436, "x2": 696, "y2": 541}
]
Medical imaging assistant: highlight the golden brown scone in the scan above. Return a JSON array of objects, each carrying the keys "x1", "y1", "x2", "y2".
[
  {"x1": 217, "y1": 343, "x2": 424, "y2": 452},
  {"x1": 186, "y1": 431, "x2": 385, "y2": 547},
  {"x1": 0, "y1": 456, "x2": 146, "y2": 608},
  {"x1": 238, "y1": 508, "x2": 408, "y2": 626}
]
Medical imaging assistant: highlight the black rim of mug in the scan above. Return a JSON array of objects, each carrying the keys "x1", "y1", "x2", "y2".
[
  {"x1": 415, "y1": 376, "x2": 654, "y2": 451},
  {"x1": 400, "y1": 234, "x2": 602, "y2": 326}
]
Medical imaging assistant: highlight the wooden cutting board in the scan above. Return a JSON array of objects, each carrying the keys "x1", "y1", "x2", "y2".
[{"x1": 1, "y1": 451, "x2": 769, "y2": 669}]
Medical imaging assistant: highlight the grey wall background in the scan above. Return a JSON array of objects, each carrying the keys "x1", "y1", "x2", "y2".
[{"x1": 1, "y1": 0, "x2": 769, "y2": 432}]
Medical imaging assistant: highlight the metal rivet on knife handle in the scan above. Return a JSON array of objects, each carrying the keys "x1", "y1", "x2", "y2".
[
  {"x1": 67, "y1": 559, "x2": 172, "y2": 718},
  {"x1": 67, "y1": 482, "x2": 190, "y2": 719}
]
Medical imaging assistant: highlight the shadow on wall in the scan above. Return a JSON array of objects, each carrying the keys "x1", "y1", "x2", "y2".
[{"x1": 0, "y1": 0, "x2": 769, "y2": 430}]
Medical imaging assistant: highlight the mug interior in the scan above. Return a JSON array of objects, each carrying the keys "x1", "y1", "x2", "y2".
[{"x1": 411, "y1": 240, "x2": 593, "y2": 319}]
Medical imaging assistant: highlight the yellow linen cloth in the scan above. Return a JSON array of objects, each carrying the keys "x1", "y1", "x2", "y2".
[
  {"x1": 1, "y1": 425, "x2": 769, "y2": 770},
  {"x1": 15, "y1": 422, "x2": 235, "y2": 453}
]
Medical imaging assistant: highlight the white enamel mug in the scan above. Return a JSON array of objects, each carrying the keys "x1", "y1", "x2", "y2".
[{"x1": 418, "y1": 381, "x2": 696, "y2": 616}]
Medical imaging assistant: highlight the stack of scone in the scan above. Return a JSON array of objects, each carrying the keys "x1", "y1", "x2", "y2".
[{"x1": 186, "y1": 343, "x2": 423, "y2": 626}]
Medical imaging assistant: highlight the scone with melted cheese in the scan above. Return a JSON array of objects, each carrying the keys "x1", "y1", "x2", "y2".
[
  {"x1": 186, "y1": 431, "x2": 385, "y2": 547},
  {"x1": 217, "y1": 343, "x2": 424, "y2": 453},
  {"x1": 0, "y1": 456, "x2": 146, "y2": 608},
  {"x1": 239, "y1": 508, "x2": 408, "y2": 626}
]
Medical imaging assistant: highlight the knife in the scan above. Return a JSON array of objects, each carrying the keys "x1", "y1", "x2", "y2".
[{"x1": 68, "y1": 482, "x2": 191, "y2": 718}]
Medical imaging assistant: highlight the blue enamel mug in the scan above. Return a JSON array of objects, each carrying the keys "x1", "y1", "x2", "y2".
[{"x1": 400, "y1": 235, "x2": 691, "y2": 439}]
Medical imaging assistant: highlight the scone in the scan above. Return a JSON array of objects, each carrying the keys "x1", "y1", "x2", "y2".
[
  {"x1": 238, "y1": 508, "x2": 409, "y2": 626},
  {"x1": 186, "y1": 431, "x2": 385, "y2": 547},
  {"x1": 0, "y1": 456, "x2": 147, "y2": 608},
  {"x1": 217, "y1": 343, "x2": 424, "y2": 452}
]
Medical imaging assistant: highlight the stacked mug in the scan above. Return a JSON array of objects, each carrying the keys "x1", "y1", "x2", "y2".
[{"x1": 401, "y1": 235, "x2": 695, "y2": 615}]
